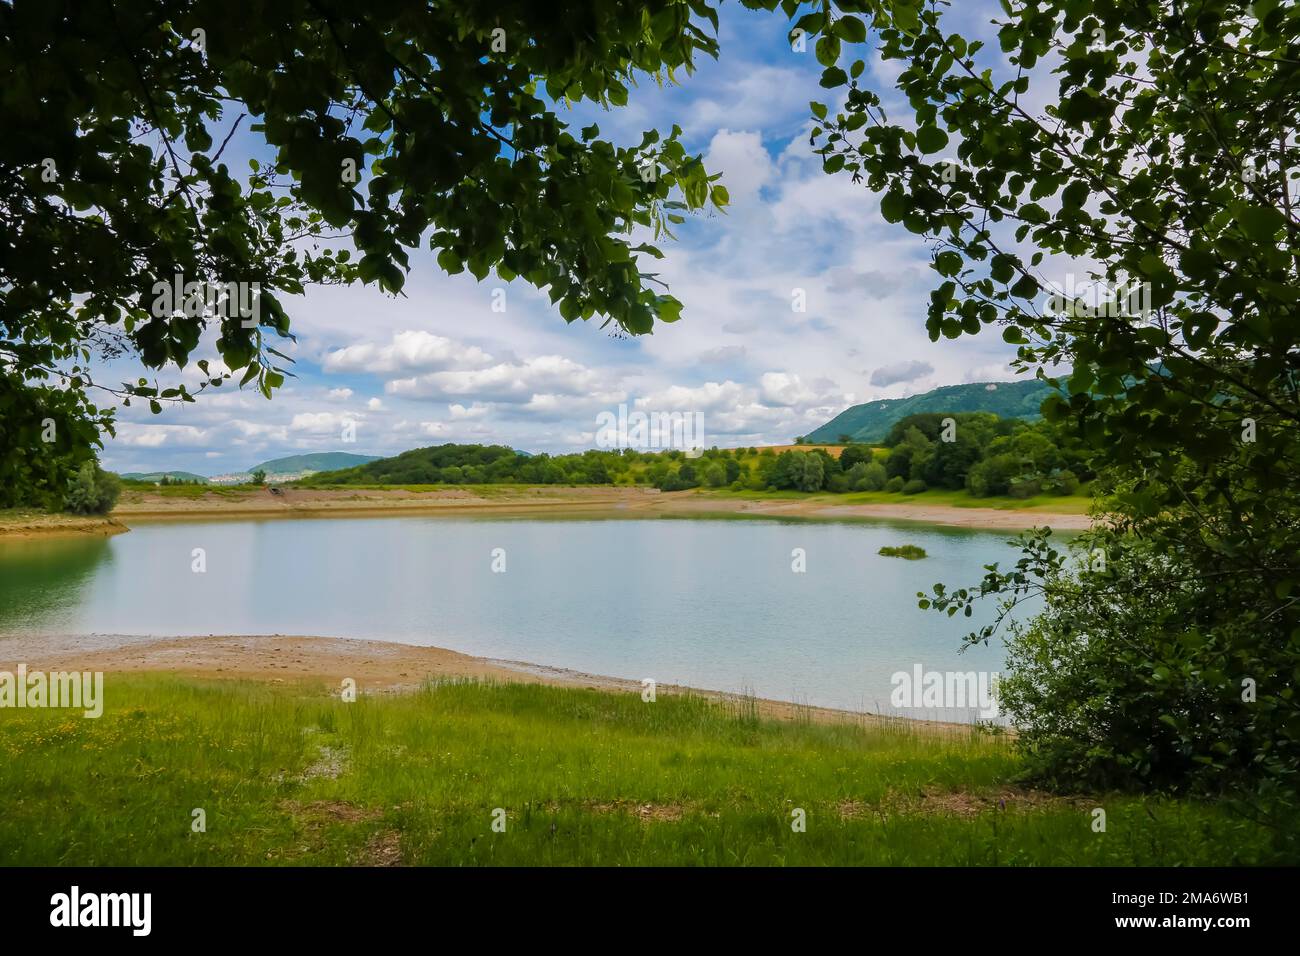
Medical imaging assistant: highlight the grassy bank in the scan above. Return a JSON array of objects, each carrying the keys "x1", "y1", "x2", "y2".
[{"x1": 0, "y1": 675, "x2": 1279, "y2": 865}]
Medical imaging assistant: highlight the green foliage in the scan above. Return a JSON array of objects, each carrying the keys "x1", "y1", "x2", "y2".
[
  {"x1": 879, "y1": 544, "x2": 927, "y2": 560},
  {"x1": 249, "y1": 469, "x2": 267, "y2": 486},
  {"x1": 63, "y1": 462, "x2": 121, "y2": 516},
  {"x1": 923, "y1": 530, "x2": 1298, "y2": 852},
  {"x1": 767, "y1": 450, "x2": 826, "y2": 492},
  {"x1": 845, "y1": 460, "x2": 888, "y2": 491},
  {"x1": 1, "y1": 0, "x2": 729, "y2": 506},
  {"x1": 0, "y1": 369, "x2": 104, "y2": 510},
  {"x1": 807, "y1": 0, "x2": 1300, "y2": 799},
  {"x1": 838, "y1": 444, "x2": 875, "y2": 470},
  {"x1": 901, "y1": 478, "x2": 927, "y2": 494},
  {"x1": 884, "y1": 475, "x2": 905, "y2": 493}
]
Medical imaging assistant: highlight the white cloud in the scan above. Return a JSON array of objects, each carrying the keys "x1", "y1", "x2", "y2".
[
  {"x1": 323, "y1": 330, "x2": 492, "y2": 375},
  {"x1": 387, "y1": 355, "x2": 609, "y2": 403}
]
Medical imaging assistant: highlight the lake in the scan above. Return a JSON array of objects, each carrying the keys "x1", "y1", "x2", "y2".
[{"x1": 0, "y1": 515, "x2": 1035, "y2": 717}]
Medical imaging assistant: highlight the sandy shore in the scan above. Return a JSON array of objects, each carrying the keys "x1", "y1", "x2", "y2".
[
  {"x1": 0, "y1": 632, "x2": 972, "y2": 732},
  {"x1": 98, "y1": 484, "x2": 1091, "y2": 531}
]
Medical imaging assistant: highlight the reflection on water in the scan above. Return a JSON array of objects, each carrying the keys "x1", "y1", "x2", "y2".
[
  {"x1": 0, "y1": 535, "x2": 112, "y2": 629},
  {"x1": 0, "y1": 516, "x2": 1038, "y2": 715}
]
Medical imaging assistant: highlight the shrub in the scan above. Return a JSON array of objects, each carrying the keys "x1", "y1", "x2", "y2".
[
  {"x1": 884, "y1": 476, "x2": 905, "y2": 493},
  {"x1": 1052, "y1": 469, "x2": 1080, "y2": 496},
  {"x1": 902, "y1": 478, "x2": 927, "y2": 494},
  {"x1": 1009, "y1": 476, "x2": 1042, "y2": 498},
  {"x1": 848, "y1": 460, "x2": 888, "y2": 491},
  {"x1": 63, "y1": 462, "x2": 121, "y2": 515}
]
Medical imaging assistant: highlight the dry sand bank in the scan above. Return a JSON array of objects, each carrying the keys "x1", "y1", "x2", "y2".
[
  {"x1": 99, "y1": 485, "x2": 1092, "y2": 531},
  {"x1": 0, "y1": 632, "x2": 972, "y2": 732},
  {"x1": 0, "y1": 511, "x2": 127, "y2": 539}
]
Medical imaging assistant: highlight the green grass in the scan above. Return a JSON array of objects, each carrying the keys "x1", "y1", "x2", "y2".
[
  {"x1": 0, "y1": 675, "x2": 1281, "y2": 865},
  {"x1": 879, "y1": 545, "x2": 928, "y2": 559},
  {"x1": 120, "y1": 483, "x2": 252, "y2": 499}
]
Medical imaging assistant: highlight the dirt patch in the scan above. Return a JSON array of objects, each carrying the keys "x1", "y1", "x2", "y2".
[
  {"x1": 281, "y1": 799, "x2": 383, "y2": 825},
  {"x1": 354, "y1": 829, "x2": 403, "y2": 866},
  {"x1": 279, "y1": 799, "x2": 402, "y2": 865},
  {"x1": 553, "y1": 799, "x2": 694, "y2": 823},
  {"x1": 843, "y1": 787, "x2": 1092, "y2": 819}
]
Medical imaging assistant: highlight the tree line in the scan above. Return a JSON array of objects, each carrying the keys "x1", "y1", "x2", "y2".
[{"x1": 298, "y1": 412, "x2": 1090, "y2": 499}]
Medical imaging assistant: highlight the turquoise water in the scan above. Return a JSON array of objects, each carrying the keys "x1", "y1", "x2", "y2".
[{"x1": 0, "y1": 516, "x2": 1032, "y2": 715}]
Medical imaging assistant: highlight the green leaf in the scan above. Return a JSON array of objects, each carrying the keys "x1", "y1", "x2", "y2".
[{"x1": 916, "y1": 126, "x2": 948, "y2": 153}]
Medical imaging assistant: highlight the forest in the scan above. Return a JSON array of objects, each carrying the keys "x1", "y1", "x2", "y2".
[{"x1": 298, "y1": 411, "x2": 1091, "y2": 499}]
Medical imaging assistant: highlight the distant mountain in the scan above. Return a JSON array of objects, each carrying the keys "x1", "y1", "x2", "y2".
[
  {"x1": 805, "y1": 379, "x2": 1056, "y2": 444},
  {"x1": 248, "y1": 452, "x2": 380, "y2": 475},
  {"x1": 120, "y1": 471, "x2": 209, "y2": 484}
]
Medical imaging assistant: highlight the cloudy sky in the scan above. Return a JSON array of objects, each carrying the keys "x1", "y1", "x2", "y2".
[{"x1": 101, "y1": 3, "x2": 1021, "y2": 476}]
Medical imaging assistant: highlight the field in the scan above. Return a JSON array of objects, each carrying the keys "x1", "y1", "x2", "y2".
[{"x1": 0, "y1": 675, "x2": 1281, "y2": 866}]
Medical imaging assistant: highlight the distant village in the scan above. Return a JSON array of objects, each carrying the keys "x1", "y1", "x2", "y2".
[{"x1": 207, "y1": 470, "x2": 319, "y2": 486}]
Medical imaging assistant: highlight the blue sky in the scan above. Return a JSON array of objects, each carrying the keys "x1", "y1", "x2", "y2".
[{"x1": 101, "y1": 2, "x2": 1023, "y2": 476}]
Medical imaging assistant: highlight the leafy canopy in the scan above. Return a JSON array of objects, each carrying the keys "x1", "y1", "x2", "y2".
[
  {"x1": 794, "y1": 0, "x2": 1300, "y2": 802},
  {"x1": 1, "y1": 0, "x2": 730, "y2": 501}
]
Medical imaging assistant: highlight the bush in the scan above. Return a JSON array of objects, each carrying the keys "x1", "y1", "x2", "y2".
[
  {"x1": 1051, "y1": 469, "x2": 1080, "y2": 495},
  {"x1": 884, "y1": 476, "x2": 905, "y2": 493},
  {"x1": 1009, "y1": 476, "x2": 1042, "y2": 498},
  {"x1": 848, "y1": 460, "x2": 888, "y2": 492},
  {"x1": 839, "y1": 444, "x2": 875, "y2": 471},
  {"x1": 63, "y1": 462, "x2": 121, "y2": 515},
  {"x1": 902, "y1": 478, "x2": 927, "y2": 494}
]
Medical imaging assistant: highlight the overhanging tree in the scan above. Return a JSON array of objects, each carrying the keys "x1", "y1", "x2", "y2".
[
  {"x1": 0, "y1": 0, "x2": 730, "y2": 505},
  {"x1": 785, "y1": 0, "x2": 1299, "y2": 803}
]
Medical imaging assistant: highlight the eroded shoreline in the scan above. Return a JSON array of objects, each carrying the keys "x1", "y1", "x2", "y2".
[
  {"x1": 0, "y1": 632, "x2": 976, "y2": 732},
  {"x1": 1, "y1": 484, "x2": 1091, "y2": 537}
]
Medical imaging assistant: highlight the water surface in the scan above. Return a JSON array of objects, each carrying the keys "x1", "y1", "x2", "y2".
[{"x1": 0, "y1": 515, "x2": 1035, "y2": 715}]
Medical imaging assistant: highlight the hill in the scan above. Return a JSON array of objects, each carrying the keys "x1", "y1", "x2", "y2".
[
  {"x1": 300, "y1": 444, "x2": 525, "y2": 484},
  {"x1": 249, "y1": 452, "x2": 380, "y2": 475},
  {"x1": 805, "y1": 379, "x2": 1055, "y2": 444},
  {"x1": 120, "y1": 471, "x2": 209, "y2": 484}
]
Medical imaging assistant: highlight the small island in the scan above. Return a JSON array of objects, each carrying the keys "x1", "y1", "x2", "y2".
[{"x1": 878, "y1": 544, "x2": 927, "y2": 560}]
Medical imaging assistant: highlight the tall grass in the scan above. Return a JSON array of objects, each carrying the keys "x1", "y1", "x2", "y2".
[{"x1": 0, "y1": 676, "x2": 1281, "y2": 865}]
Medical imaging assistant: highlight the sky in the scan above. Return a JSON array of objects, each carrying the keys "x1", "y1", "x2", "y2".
[{"x1": 100, "y1": 2, "x2": 1024, "y2": 476}]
